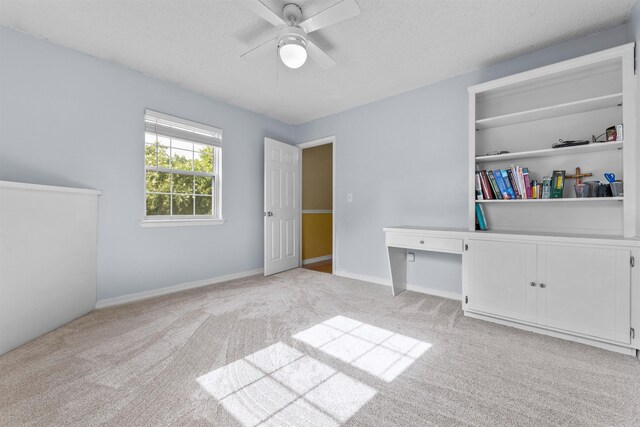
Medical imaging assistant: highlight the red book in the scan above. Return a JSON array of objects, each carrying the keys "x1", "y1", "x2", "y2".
[{"x1": 480, "y1": 170, "x2": 494, "y2": 199}]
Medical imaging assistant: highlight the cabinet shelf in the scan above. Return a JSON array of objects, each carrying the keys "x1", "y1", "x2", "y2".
[
  {"x1": 475, "y1": 141, "x2": 623, "y2": 163},
  {"x1": 476, "y1": 197, "x2": 623, "y2": 204},
  {"x1": 475, "y1": 93, "x2": 622, "y2": 130}
]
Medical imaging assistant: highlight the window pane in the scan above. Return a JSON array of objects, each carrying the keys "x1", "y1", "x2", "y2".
[
  {"x1": 145, "y1": 144, "x2": 157, "y2": 167},
  {"x1": 157, "y1": 145, "x2": 171, "y2": 168},
  {"x1": 146, "y1": 194, "x2": 170, "y2": 216},
  {"x1": 146, "y1": 171, "x2": 170, "y2": 193},
  {"x1": 145, "y1": 132, "x2": 156, "y2": 144},
  {"x1": 172, "y1": 173, "x2": 193, "y2": 194},
  {"x1": 172, "y1": 195, "x2": 194, "y2": 215},
  {"x1": 195, "y1": 195, "x2": 213, "y2": 215},
  {"x1": 171, "y1": 148, "x2": 193, "y2": 171},
  {"x1": 195, "y1": 176, "x2": 213, "y2": 195},
  {"x1": 194, "y1": 145, "x2": 214, "y2": 173}
]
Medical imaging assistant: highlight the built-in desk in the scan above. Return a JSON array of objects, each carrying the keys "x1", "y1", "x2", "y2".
[{"x1": 384, "y1": 226, "x2": 468, "y2": 296}]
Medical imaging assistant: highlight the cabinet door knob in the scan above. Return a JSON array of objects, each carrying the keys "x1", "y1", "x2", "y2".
[
  {"x1": 420, "y1": 240, "x2": 424, "y2": 244},
  {"x1": 539, "y1": 283, "x2": 546, "y2": 289},
  {"x1": 530, "y1": 282, "x2": 537, "y2": 287}
]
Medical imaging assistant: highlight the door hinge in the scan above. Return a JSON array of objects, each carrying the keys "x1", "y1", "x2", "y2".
[
  {"x1": 465, "y1": 296, "x2": 468, "y2": 304},
  {"x1": 631, "y1": 256, "x2": 635, "y2": 267},
  {"x1": 464, "y1": 244, "x2": 469, "y2": 251},
  {"x1": 631, "y1": 328, "x2": 635, "y2": 340}
]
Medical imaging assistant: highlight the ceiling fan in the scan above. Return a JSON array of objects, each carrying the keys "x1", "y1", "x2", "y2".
[{"x1": 240, "y1": 0, "x2": 361, "y2": 69}]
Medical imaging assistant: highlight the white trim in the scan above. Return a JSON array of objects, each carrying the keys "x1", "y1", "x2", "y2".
[
  {"x1": 140, "y1": 218, "x2": 226, "y2": 227},
  {"x1": 298, "y1": 135, "x2": 337, "y2": 274},
  {"x1": 95, "y1": 268, "x2": 263, "y2": 309},
  {"x1": 145, "y1": 109, "x2": 223, "y2": 138},
  {"x1": 334, "y1": 270, "x2": 462, "y2": 301},
  {"x1": 0, "y1": 181, "x2": 102, "y2": 196},
  {"x1": 298, "y1": 136, "x2": 335, "y2": 149},
  {"x1": 302, "y1": 210, "x2": 333, "y2": 214},
  {"x1": 303, "y1": 255, "x2": 332, "y2": 265}
]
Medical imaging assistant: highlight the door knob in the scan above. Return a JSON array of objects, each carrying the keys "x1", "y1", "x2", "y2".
[
  {"x1": 266, "y1": 211, "x2": 274, "y2": 217},
  {"x1": 539, "y1": 283, "x2": 546, "y2": 289},
  {"x1": 530, "y1": 282, "x2": 537, "y2": 287}
]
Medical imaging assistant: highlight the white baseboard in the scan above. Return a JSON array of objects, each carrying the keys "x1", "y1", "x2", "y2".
[
  {"x1": 334, "y1": 269, "x2": 462, "y2": 301},
  {"x1": 95, "y1": 268, "x2": 264, "y2": 309},
  {"x1": 303, "y1": 255, "x2": 332, "y2": 265}
]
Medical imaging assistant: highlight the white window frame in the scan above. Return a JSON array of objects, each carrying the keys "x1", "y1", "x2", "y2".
[{"x1": 140, "y1": 110, "x2": 225, "y2": 227}]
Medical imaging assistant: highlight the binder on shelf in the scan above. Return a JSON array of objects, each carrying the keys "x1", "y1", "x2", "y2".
[
  {"x1": 551, "y1": 170, "x2": 566, "y2": 198},
  {"x1": 475, "y1": 204, "x2": 488, "y2": 230}
]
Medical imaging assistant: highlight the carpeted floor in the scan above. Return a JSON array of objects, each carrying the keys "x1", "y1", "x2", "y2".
[{"x1": 1, "y1": 268, "x2": 639, "y2": 426}]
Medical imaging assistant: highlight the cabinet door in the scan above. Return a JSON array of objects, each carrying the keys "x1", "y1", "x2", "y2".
[
  {"x1": 538, "y1": 244, "x2": 631, "y2": 344},
  {"x1": 467, "y1": 240, "x2": 537, "y2": 322}
]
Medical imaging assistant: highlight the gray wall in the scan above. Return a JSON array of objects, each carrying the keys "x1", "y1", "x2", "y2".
[
  {"x1": 294, "y1": 25, "x2": 632, "y2": 295},
  {"x1": 0, "y1": 27, "x2": 295, "y2": 301}
]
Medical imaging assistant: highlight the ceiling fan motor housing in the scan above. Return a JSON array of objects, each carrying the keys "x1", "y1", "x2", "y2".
[{"x1": 278, "y1": 26, "x2": 307, "y2": 49}]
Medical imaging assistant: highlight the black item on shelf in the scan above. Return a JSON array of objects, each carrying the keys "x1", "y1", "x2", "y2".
[{"x1": 552, "y1": 139, "x2": 590, "y2": 149}]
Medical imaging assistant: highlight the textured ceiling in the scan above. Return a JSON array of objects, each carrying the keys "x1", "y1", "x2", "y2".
[{"x1": 0, "y1": 0, "x2": 636, "y2": 124}]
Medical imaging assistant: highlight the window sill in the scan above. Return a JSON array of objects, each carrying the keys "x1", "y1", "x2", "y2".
[{"x1": 140, "y1": 218, "x2": 226, "y2": 228}]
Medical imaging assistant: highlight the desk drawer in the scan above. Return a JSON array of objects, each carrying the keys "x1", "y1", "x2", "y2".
[{"x1": 386, "y1": 233, "x2": 463, "y2": 253}]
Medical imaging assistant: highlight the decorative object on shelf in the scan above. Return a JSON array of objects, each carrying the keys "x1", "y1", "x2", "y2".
[
  {"x1": 574, "y1": 184, "x2": 589, "y2": 198},
  {"x1": 566, "y1": 167, "x2": 593, "y2": 198},
  {"x1": 584, "y1": 180, "x2": 600, "y2": 197},
  {"x1": 552, "y1": 139, "x2": 589, "y2": 149},
  {"x1": 596, "y1": 183, "x2": 612, "y2": 197},
  {"x1": 482, "y1": 150, "x2": 509, "y2": 156},
  {"x1": 606, "y1": 124, "x2": 624, "y2": 142},
  {"x1": 610, "y1": 181, "x2": 623, "y2": 197},
  {"x1": 542, "y1": 177, "x2": 551, "y2": 199},
  {"x1": 550, "y1": 170, "x2": 566, "y2": 198}
]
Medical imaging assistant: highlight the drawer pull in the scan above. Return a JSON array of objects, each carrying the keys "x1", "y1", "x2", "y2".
[
  {"x1": 420, "y1": 240, "x2": 424, "y2": 244},
  {"x1": 539, "y1": 283, "x2": 546, "y2": 289},
  {"x1": 530, "y1": 282, "x2": 537, "y2": 287}
]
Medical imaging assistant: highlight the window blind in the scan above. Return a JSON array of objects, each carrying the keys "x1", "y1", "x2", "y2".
[{"x1": 144, "y1": 109, "x2": 222, "y2": 147}]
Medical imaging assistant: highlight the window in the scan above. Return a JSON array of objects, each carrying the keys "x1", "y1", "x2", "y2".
[{"x1": 143, "y1": 110, "x2": 223, "y2": 226}]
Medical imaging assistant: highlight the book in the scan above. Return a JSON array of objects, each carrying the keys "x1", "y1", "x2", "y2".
[
  {"x1": 475, "y1": 204, "x2": 488, "y2": 230},
  {"x1": 486, "y1": 171, "x2": 503, "y2": 199},
  {"x1": 497, "y1": 170, "x2": 515, "y2": 199},
  {"x1": 523, "y1": 168, "x2": 533, "y2": 199},
  {"x1": 542, "y1": 176, "x2": 551, "y2": 199},
  {"x1": 507, "y1": 169, "x2": 521, "y2": 199},
  {"x1": 475, "y1": 170, "x2": 483, "y2": 200},
  {"x1": 517, "y1": 166, "x2": 527, "y2": 199},
  {"x1": 550, "y1": 170, "x2": 566, "y2": 198},
  {"x1": 480, "y1": 170, "x2": 494, "y2": 199}
]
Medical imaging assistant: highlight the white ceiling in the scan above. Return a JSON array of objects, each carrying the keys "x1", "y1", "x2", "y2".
[{"x1": 0, "y1": 0, "x2": 635, "y2": 124}]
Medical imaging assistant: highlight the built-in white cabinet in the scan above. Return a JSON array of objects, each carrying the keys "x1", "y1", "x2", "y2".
[{"x1": 465, "y1": 239, "x2": 632, "y2": 346}]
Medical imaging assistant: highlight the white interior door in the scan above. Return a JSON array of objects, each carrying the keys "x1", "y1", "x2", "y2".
[{"x1": 264, "y1": 138, "x2": 300, "y2": 276}]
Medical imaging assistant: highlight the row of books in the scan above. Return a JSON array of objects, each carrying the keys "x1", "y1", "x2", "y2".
[
  {"x1": 475, "y1": 166, "x2": 533, "y2": 200},
  {"x1": 475, "y1": 166, "x2": 566, "y2": 200}
]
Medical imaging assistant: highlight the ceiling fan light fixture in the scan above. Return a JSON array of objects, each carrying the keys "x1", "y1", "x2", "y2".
[{"x1": 278, "y1": 27, "x2": 307, "y2": 69}]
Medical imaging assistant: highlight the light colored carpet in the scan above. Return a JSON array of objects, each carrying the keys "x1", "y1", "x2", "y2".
[{"x1": 1, "y1": 268, "x2": 639, "y2": 426}]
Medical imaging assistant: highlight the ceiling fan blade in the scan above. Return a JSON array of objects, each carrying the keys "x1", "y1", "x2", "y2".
[
  {"x1": 299, "y1": 0, "x2": 360, "y2": 34},
  {"x1": 240, "y1": 37, "x2": 278, "y2": 59},
  {"x1": 240, "y1": 0, "x2": 286, "y2": 27},
  {"x1": 307, "y1": 40, "x2": 336, "y2": 69}
]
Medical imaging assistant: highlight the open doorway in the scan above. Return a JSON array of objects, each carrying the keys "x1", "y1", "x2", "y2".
[{"x1": 299, "y1": 137, "x2": 335, "y2": 274}]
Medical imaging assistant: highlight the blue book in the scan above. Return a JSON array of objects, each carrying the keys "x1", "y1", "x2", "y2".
[
  {"x1": 492, "y1": 170, "x2": 511, "y2": 200},
  {"x1": 500, "y1": 169, "x2": 516, "y2": 199},
  {"x1": 475, "y1": 204, "x2": 487, "y2": 230}
]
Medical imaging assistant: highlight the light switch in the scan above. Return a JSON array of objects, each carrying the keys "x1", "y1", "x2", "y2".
[
  {"x1": 346, "y1": 193, "x2": 353, "y2": 203},
  {"x1": 407, "y1": 252, "x2": 415, "y2": 262}
]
